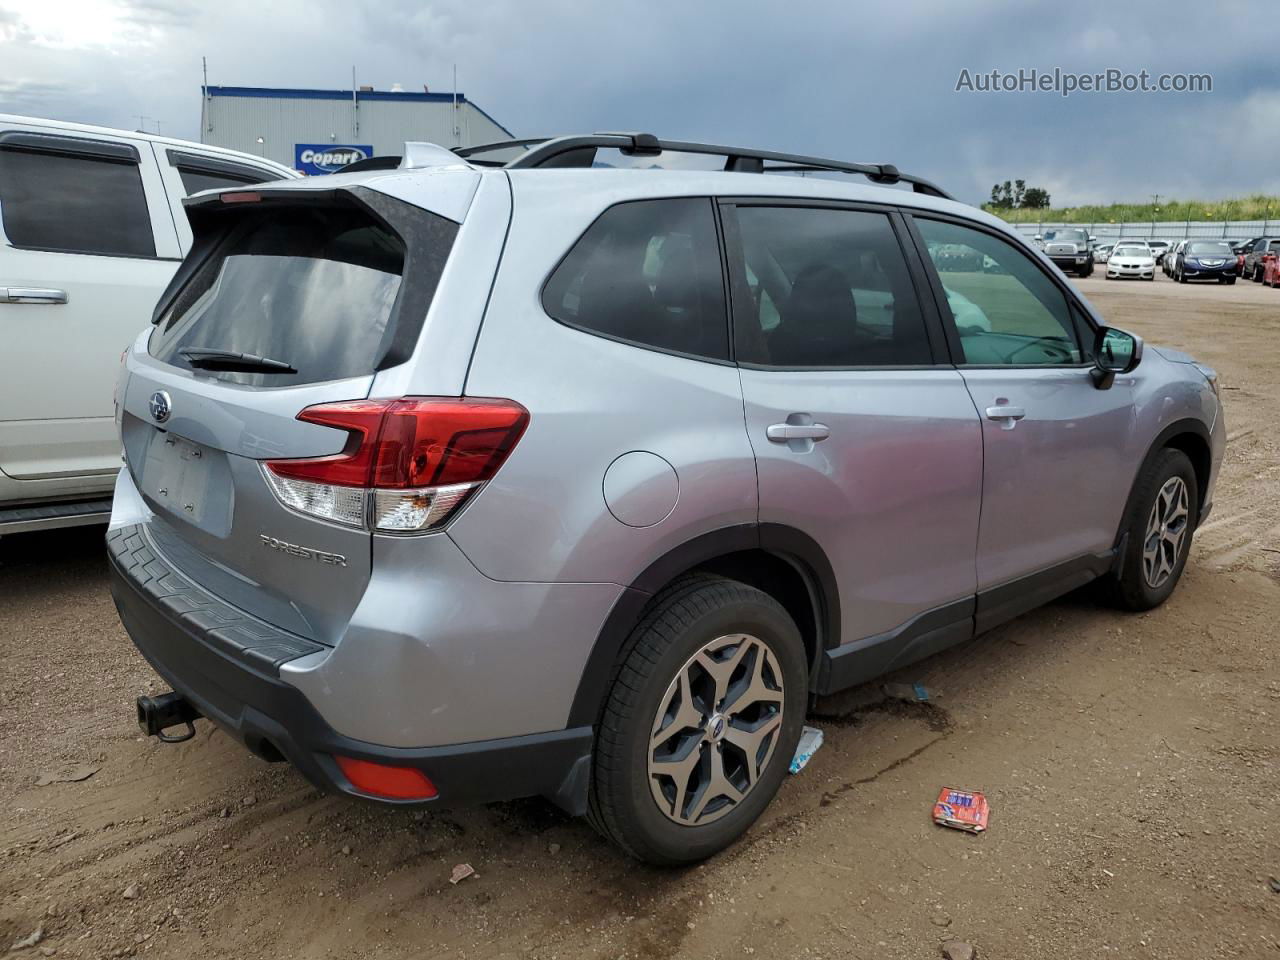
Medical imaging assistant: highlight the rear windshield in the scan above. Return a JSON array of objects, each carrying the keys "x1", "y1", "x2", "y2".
[{"x1": 150, "y1": 204, "x2": 412, "y2": 386}]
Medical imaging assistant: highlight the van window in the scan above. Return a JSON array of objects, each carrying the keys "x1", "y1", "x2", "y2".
[
  {"x1": 542, "y1": 198, "x2": 729, "y2": 361},
  {"x1": 0, "y1": 146, "x2": 155, "y2": 257}
]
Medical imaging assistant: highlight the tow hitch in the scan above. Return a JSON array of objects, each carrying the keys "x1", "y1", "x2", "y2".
[{"x1": 136, "y1": 691, "x2": 201, "y2": 743}]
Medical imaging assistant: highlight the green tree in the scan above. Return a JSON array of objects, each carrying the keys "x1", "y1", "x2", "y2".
[{"x1": 1020, "y1": 187, "x2": 1051, "y2": 209}]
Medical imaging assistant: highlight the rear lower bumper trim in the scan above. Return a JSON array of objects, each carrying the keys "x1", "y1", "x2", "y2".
[{"x1": 109, "y1": 546, "x2": 594, "y2": 814}]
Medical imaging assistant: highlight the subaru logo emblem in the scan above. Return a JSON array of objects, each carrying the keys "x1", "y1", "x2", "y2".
[{"x1": 149, "y1": 390, "x2": 172, "y2": 423}]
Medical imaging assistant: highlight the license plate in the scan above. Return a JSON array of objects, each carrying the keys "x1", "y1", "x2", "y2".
[{"x1": 139, "y1": 430, "x2": 213, "y2": 524}]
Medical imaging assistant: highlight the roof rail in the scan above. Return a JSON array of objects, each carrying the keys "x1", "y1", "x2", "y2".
[{"x1": 455, "y1": 133, "x2": 952, "y2": 199}]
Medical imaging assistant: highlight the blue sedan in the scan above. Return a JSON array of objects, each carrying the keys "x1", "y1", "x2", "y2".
[{"x1": 1174, "y1": 241, "x2": 1239, "y2": 284}]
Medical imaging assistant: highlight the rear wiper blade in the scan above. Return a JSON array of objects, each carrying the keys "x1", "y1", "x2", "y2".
[{"x1": 178, "y1": 347, "x2": 297, "y2": 374}]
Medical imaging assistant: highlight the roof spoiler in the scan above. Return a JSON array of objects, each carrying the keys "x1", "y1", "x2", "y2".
[{"x1": 454, "y1": 132, "x2": 952, "y2": 199}]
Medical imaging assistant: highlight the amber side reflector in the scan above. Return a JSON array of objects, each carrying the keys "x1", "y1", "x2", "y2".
[{"x1": 334, "y1": 755, "x2": 438, "y2": 800}]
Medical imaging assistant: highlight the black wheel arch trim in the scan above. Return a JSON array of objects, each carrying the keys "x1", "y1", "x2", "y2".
[
  {"x1": 1125, "y1": 417, "x2": 1214, "y2": 528},
  {"x1": 565, "y1": 523, "x2": 841, "y2": 727}
]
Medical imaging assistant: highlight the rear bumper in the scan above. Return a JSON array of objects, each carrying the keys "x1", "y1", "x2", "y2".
[{"x1": 107, "y1": 525, "x2": 593, "y2": 813}]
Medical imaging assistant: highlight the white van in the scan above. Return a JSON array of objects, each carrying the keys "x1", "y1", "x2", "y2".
[{"x1": 0, "y1": 115, "x2": 297, "y2": 534}]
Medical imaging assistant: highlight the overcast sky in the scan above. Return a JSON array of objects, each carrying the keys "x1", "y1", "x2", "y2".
[{"x1": 2, "y1": 0, "x2": 1278, "y2": 207}]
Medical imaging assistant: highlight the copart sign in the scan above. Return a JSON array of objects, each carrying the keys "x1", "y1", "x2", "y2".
[{"x1": 294, "y1": 143, "x2": 373, "y2": 175}]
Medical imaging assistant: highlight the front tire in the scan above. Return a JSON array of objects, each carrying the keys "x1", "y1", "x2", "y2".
[
  {"x1": 1108, "y1": 448, "x2": 1199, "y2": 611},
  {"x1": 588, "y1": 576, "x2": 807, "y2": 865}
]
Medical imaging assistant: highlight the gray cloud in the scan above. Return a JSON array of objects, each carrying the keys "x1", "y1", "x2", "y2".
[{"x1": 0, "y1": 0, "x2": 1276, "y2": 205}]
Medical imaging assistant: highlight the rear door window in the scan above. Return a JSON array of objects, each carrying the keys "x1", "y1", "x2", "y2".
[
  {"x1": 730, "y1": 205, "x2": 933, "y2": 367},
  {"x1": 0, "y1": 140, "x2": 155, "y2": 257},
  {"x1": 542, "y1": 198, "x2": 729, "y2": 361},
  {"x1": 150, "y1": 201, "x2": 453, "y2": 386},
  {"x1": 176, "y1": 167, "x2": 263, "y2": 195},
  {"x1": 167, "y1": 150, "x2": 275, "y2": 196}
]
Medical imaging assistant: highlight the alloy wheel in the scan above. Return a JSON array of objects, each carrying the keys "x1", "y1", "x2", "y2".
[
  {"x1": 647, "y1": 634, "x2": 785, "y2": 826},
  {"x1": 1143, "y1": 476, "x2": 1190, "y2": 588}
]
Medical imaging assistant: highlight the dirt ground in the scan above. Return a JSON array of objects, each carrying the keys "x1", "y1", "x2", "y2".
[{"x1": 2, "y1": 270, "x2": 1278, "y2": 960}]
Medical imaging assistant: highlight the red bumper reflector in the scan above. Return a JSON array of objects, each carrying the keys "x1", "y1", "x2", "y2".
[{"x1": 334, "y1": 755, "x2": 438, "y2": 800}]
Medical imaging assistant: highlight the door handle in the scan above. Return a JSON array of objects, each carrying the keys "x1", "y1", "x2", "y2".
[
  {"x1": 1, "y1": 287, "x2": 69, "y2": 304},
  {"x1": 767, "y1": 422, "x2": 830, "y2": 442},
  {"x1": 985, "y1": 404, "x2": 1025, "y2": 430}
]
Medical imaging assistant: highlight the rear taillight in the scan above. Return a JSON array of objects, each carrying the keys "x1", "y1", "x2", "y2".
[{"x1": 263, "y1": 397, "x2": 529, "y2": 533}]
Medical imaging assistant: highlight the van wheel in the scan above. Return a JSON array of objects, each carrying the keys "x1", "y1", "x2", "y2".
[
  {"x1": 587, "y1": 576, "x2": 806, "y2": 865},
  {"x1": 1107, "y1": 448, "x2": 1199, "y2": 611}
]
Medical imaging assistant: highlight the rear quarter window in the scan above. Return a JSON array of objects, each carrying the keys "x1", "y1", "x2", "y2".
[{"x1": 542, "y1": 198, "x2": 729, "y2": 362}]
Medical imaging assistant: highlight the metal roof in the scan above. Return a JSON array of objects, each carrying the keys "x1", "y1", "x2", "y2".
[{"x1": 203, "y1": 86, "x2": 512, "y2": 137}]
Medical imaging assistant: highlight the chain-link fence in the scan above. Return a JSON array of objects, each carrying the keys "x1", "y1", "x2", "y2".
[{"x1": 1009, "y1": 220, "x2": 1275, "y2": 242}]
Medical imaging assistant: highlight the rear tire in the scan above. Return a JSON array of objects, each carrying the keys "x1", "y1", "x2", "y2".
[
  {"x1": 1106, "y1": 448, "x2": 1199, "y2": 612},
  {"x1": 587, "y1": 576, "x2": 807, "y2": 865}
]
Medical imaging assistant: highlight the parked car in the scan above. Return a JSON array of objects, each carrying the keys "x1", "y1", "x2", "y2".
[
  {"x1": 1093, "y1": 243, "x2": 1114, "y2": 263},
  {"x1": 1243, "y1": 237, "x2": 1280, "y2": 281},
  {"x1": 1147, "y1": 239, "x2": 1171, "y2": 265},
  {"x1": 1173, "y1": 240, "x2": 1239, "y2": 284},
  {"x1": 109, "y1": 133, "x2": 1224, "y2": 865},
  {"x1": 1231, "y1": 238, "x2": 1260, "y2": 256},
  {"x1": 1263, "y1": 254, "x2": 1280, "y2": 287},
  {"x1": 1164, "y1": 240, "x2": 1186, "y2": 277},
  {"x1": 1107, "y1": 243, "x2": 1157, "y2": 280},
  {"x1": 1035, "y1": 227, "x2": 1095, "y2": 276},
  {"x1": 0, "y1": 115, "x2": 297, "y2": 536}
]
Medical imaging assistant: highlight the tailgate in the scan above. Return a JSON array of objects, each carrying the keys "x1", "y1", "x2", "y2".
[{"x1": 120, "y1": 183, "x2": 464, "y2": 644}]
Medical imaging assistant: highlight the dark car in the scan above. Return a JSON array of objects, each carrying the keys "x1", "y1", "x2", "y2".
[
  {"x1": 1243, "y1": 237, "x2": 1280, "y2": 282},
  {"x1": 1172, "y1": 240, "x2": 1239, "y2": 284},
  {"x1": 1037, "y1": 227, "x2": 1095, "y2": 276}
]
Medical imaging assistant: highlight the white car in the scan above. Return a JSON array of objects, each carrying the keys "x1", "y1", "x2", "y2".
[
  {"x1": 0, "y1": 115, "x2": 297, "y2": 534},
  {"x1": 1106, "y1": 243, "x2": 1157, "y2": 281}
]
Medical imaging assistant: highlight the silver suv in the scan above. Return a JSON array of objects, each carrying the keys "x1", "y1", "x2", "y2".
[{"x1": 109, "y1": 134, "x2": 1224, "y2": 864}]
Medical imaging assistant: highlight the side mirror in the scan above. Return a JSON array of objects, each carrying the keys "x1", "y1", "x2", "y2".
[
  {"x1": 1033, "y1": 234, "x2": 1042, "y2": 241},
  {"x1": 1091, "y1": 326, "x2": 1143, "y2": 389},
  {"x1": 1089, "y1": 235, "x2": 1097, "y2": 243}
]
